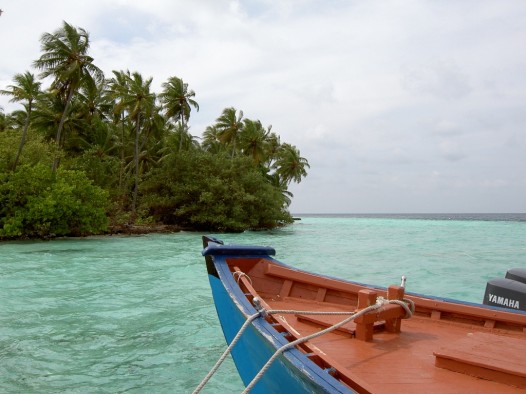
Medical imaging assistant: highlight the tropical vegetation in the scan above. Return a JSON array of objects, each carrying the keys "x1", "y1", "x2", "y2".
[{"x1": 0, "y1": 21, "x2": 309, "y2": 239}]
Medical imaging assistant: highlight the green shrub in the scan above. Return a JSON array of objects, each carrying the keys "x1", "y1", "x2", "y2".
[
  {"x1": 0, "y1": 130, "x2": 54, "y2": 172},
  {"x1": 141, "y1": 151, "x2": 292, "y2": 231},
  {"x1": 0, "y1": 164, "x2": 109, "y2": 238},
  {"x1": 64, "y1": 148, "x2": 121, "y2": 189}
]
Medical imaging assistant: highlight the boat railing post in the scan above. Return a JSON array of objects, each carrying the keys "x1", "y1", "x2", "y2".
[
  {"x1": 385, "y1": 285, "x2": 405, "y2": 333},
  {"x1": 355, "y1": 289, "x2": 377, "y2": 341}
]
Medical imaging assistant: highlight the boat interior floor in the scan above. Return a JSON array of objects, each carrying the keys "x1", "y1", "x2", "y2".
[
  {"x1": 263, "y1": 296, "x2": 526, "y2": 393},
  {"x1": 224, "y1": 257, "x2": 526, "y2": 392}
]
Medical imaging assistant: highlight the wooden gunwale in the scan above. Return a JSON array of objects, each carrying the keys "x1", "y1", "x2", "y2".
[{"x1": 226, "y1": 256, "x2": 526, "y2": 393}]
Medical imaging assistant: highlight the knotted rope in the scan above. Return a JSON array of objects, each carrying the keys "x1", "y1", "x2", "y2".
[{"x1": 193, "y1": 295, "x2": 414, "y2": 393}]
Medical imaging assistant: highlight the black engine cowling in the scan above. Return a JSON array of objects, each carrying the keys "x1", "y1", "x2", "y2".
[
  {"x1": 505, "y1": 267, "x2": 526, "y2": 284},
  {"x1": 483, "y1": 269, "x2": 526, "y2": 312}
]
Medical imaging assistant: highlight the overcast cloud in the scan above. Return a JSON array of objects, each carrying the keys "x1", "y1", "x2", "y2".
[{"x1": 1, "y1": 1, "x2": 525, "y2": 213}]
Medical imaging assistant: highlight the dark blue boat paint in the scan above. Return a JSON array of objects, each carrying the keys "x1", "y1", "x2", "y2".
[
  {"x1": 207, "y1": 254, "x2": 355, "y2": 393},
  {"x1": 202, "y1": 237, "x2": 526, "y2": 392},
  {"x1": 202, "y1": 242, "x2": 276, "y2": 257}
]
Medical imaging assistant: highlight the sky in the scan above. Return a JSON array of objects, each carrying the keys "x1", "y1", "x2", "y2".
[{"x1": 1, "y1": 1, "x2": 525, "y2": 214}]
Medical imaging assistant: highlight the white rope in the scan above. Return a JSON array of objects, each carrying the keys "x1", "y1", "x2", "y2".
[
  {"x1": 233, "y1": 271, "x2": 253, "y2": 286},
  {"x1": 385, "y1": 298, "x2": 415, "y2": 318},
  {"x1": 192, "y1": 312, "x2": 260, "y2": 394},
  {"x1": 193, "y1": 297, "x2": 414, "y2": 393},
  {"x1": 242, "y1": 303, "x2": 382, "y2": 393},
  {"x1": 243, "y1": 297, "x2": 415, "y2": 393}
]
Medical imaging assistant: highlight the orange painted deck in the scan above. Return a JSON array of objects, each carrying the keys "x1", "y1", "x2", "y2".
[{"x1": 229, "y1": 257, "x2": 526, "y2": 393}]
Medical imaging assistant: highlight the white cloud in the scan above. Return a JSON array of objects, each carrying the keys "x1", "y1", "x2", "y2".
[
  {"x1": 401, "y1": 60, "x2": 472, "y2": 100},
  {"x1": 1, "y1": 0, "x2": 525, "y2": 213}
]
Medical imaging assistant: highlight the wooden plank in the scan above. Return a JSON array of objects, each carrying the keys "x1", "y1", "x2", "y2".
[
  {"x1": 409, "y1": 295, "x2": 526, "y2": 326},
  {"x1": 296, "y1": 314, "x2": 385, "y2": 336},
  {"x1": 316, "y1": 287, "x2": 327, "y2": 302},
  {"x1": 431, "y1": 310, "x2": 441, "y2": 320},
  {"x1": 265, "y1": 264, "x2": 366, "y2": 294},
  {"x1": 434, "y1": 332, "x2": 526, "y2": 388},
  {"x1": 279, "y1": 279, "x2": 293, "y2": 298},
  {"x1": 265, "y1": 263, "x2": 526, "y2": 328}
]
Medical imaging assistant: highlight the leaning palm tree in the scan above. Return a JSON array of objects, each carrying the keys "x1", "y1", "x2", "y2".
[
  {"x1": 272, "y1": 143, "x2": 310, "y2": 185},
  {"x1": 33, "y1": 21, "x2": 104, "y2": 172},
  {"x1": 159, "y1": 76, "x2": 199, "y2": 151},
  {"x1": 215, "y1": 107, "x2": 244, "y2": 158},
  {"x1": 267, "y1": 172, "x2": 294, "y2": 207},
  {"x1": 0, "y1": 71, "x2": 42, "y2": 171}
]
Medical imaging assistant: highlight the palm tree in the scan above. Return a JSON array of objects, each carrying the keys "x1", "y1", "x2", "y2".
[
  {"x1": 167, "y1": 123, "x2": 200, "y2": 153},
  {"x1": 33, "y1": 21, "x2": 104, "y2": 172},
  {"x1": 201, "y1": 125, "x2": 224, "y2": 154},
  {"x1": 31, "y1": 91, "x2": 67, "y2": 141},
  {"x1": 76, "y1": 80, "x2": 111, "y2": 127},
  {"x1": 272, "y1": 143, "x2": 310, "y2": 185},
  {"x1": 0, "y1": 71, "x2": 42, "y2": 170},
  {"x1": 106, "y1": 70, "x2": 133, "y2": 192},
  {"x1": 264, "y1": 132, "x2": 281, "y2": 167},
  {"x1": 215, "y1": 107, "x2": 244, "y2": 158},
  {"x1": 159, "y1": 76, "x2": 199, "y2": 151},
  {"x1": 238, "y1": 119, "x2": 272, "y2": 165},
  {"x1": 0, "y1": 109, "x2": 5, "y2": 132},
  {"x1": 137, "y1": 107, "x2": 168, "y2": 165},
  {"x1": 0, "y1": 109, "x2": 20, "y2": 133},
  {"x1": 108, "y1": 70, "x2": 156, "y2": 217},
  {"x1": 267, "y1": 173, "x2": 294, "y2": 207}
]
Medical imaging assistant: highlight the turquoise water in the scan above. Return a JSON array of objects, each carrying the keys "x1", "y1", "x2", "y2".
[{"x1": 1, "y1": 216, "x2": 525, "y2": 393}]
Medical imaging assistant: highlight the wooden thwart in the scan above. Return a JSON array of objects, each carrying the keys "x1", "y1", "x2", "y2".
[
  {"x1": 434, "y1": 332, "x2": 526, "y2": 388},
  {"x1": 297, "y1": 314, "x2": 385, "y2": 336}
]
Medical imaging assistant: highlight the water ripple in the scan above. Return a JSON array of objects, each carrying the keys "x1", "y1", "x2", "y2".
[{"x1": 1, "y1": 220, "x2": 525, "y2": 393}]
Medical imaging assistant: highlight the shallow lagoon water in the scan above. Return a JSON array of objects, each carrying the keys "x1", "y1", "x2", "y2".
[{"x1": 1, "y1": 215, "x2": 525, "y2": 393}]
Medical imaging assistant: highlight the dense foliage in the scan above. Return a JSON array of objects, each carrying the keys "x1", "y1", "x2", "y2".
[
  {"x1": 142, "y1": 152, "x2": 292, "y2": 231},
  {"x1": 0, "y1": 21, "x2": 309, "y2": 238},
  {"x1": 0, "y1": 164, "x2": 108, "y2": 238}
]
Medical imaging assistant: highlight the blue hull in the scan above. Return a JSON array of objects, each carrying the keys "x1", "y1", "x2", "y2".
[
  {"x1": 202, "y1": 236, "x2": 526, "y2": 393},
  {"x1": 205, "y1": 243, "x2": 354, "y2": 393}
]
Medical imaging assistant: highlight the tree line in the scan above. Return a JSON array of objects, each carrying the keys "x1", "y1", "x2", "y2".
[{"x1": 0, "y1": 21, "x2": 309, "y2": 239}]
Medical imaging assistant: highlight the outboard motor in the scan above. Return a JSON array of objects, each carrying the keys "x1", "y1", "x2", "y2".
[
  {"x1": 505, "y1": 268, "x2": 526, "y2": 284},
  {"x1": 483, "y1": 268, "x2": 526, "y2": 312}
]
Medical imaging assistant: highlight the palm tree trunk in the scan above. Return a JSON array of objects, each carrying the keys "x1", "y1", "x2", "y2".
[
  {"x1": 179, "y1": 112, "x2": 184, "y2": 151},
  {"x1": 118, "y1": 114, "x2": 125, "y2": 190},
  {"x1": 131, "y1": 114, "x2": 141, "y2": 220},
  {"x1": 13, "y1": 104, "x2": 32, "y2": 171},
  {"x1": 231, "y1": 140, "x2": 236, "y2": 159},
  {"x1": 52, "y1": 88, "x2": 75, "y2": 173}
]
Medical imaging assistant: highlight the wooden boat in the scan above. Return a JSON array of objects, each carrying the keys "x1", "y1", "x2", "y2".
[{"x1": 200, "y1": 236, "x2": 526, "y2": 393}]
